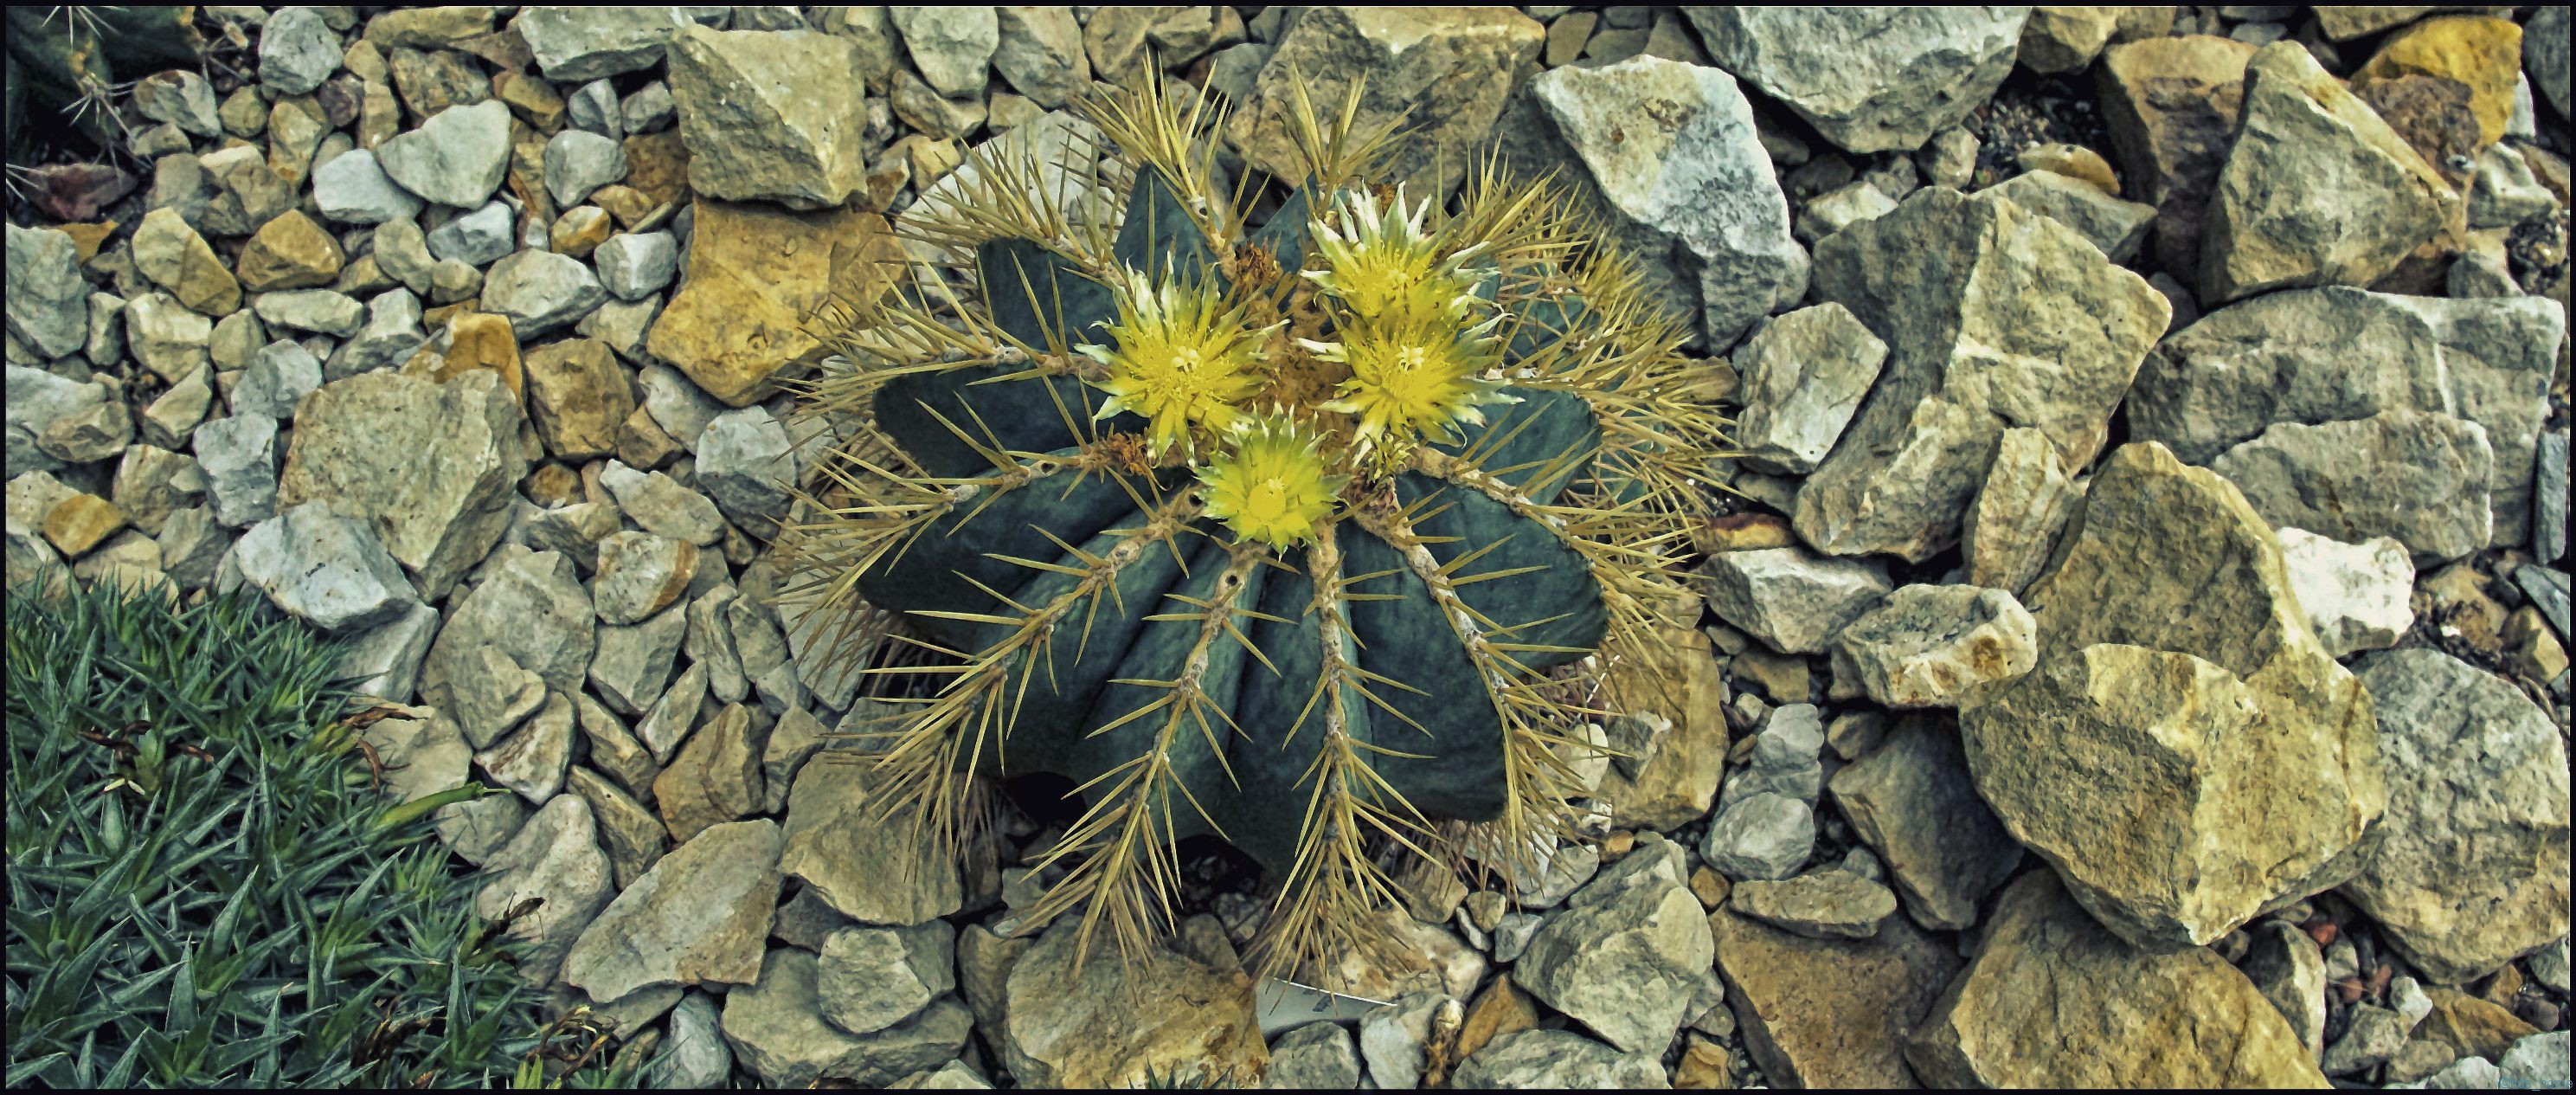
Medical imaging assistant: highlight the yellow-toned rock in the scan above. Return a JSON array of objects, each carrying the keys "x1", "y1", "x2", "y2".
[
  {"x1": 998, "y1": 916, "x2": 1269, "y2": 1088},
  {"x1": 2354, "y1": 15, "x2": 2523, "y2": 150},
  {"x1": 131, "y1": 208, "x2": 241, "y2": 315},
  {"x1": 549, "y1": 205, "x2": 613, "y2": 257},
  {"x1": 405, "y1": 312, "x2": 524, "y2": 404},
  {"x1": 43, "y1": 493, "x2": 129, "y2": 557},
  {"x1": 1591, "y1": 622, "x2": 1730, "y2": 830},
  {"x1": 523, "y1": 337, "x2": 636, "y2": 460},
  {"x1": 645, "y1": 201, "x2": 901, "y2": 406},
  {"x1": 237, "y1": 210, "x2": 347, "y2": 291},
  {"x1": 1905, "y1": 872, "x2": 2330, "y2": 1088}
]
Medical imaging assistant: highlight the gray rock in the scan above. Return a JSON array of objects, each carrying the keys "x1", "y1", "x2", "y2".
[
  {"x1": 593, "y1": 531, "x2": 697, "y2": 625},
  {"x1": 122, "y1": 293, "x2": 212, "y2": 382},
  {"x1": 141, "y1": 367, "x2": 211, "y2": 450},
  {"x1": 1515, "y1": 843, "x2": 1713, "y2": 1053},
  {"x1": 818, "y1": 922, "x2": 957, "y2": 1036},
  {"x1": 192, "y1": 415, "x2": 279, "y2": 527},
  {"x1": 426, "y1": 201, "x2": 516, "y2": 267},
  {"x1": 2345, "y1": 648, "x2": 2570, "y2": 985},
  {"x1": 637, "y1": 363, "x2": 723, "y2": 448},
  {"x1": 1828, "y1": 584, "x2": 2038, "y2": 709},
  {"x1": 780, "y1": 757, "x2": 962, "y2": 925},
  {"x1": 2500, "y1": 1031, "x2": 2572, "y2": 1088},
  {"x1": 429, "y1": 644, "x2": 547, "y2": 750},
  {"x1": 1509, "y1": 55, "x2": 1808, "y2": 348},
  {"x1": 1693, "y1": 547, "x2": 1890, "y2": 654},
  {"x1": 696, "y1": 407, "x2": 796, "y2": 535},
  {"x1": 621, "y1": 80, "x2": 676, "y2": 133},
  {"x1": 1450, "y1": 1028, "x2": 1670, "y2": 1090},
  {"x1": 234, "y1": 340, "x2": 323, "y2": 419},
  {"x1": 1731, "y1": 869, "x2": 1898, "y2": 940},
  {"x1": 569, "y1": 763, "x2": 665, "y2": 888},
  {"x1": 760, "y1": 705, "x2": 827, "y2": 813},
  {"x1": 1686, "y1": 8, "x2": 2027, "y2": 153},
  {"x1": 778, "y1": 595, "x2": 867, "y2": 711},
  {"x1": 279, "y1": 370, "x2": 526, "y2": 598},
  {"x1": 599, "y1": 460, "x2": 723, "y2": 544},
  {"x1": 2274, "y1": 528, "x2": 2414, "y2": 658},
  {"x1": 2531, "y1": 937, "x2": 2572, "y2": 995},
  {"x1": 1828, "y1": 714, "x2": 2021, "y2": 931},
  {"x1": 2467, "y1": 144, "x2": 2554, "y2": 230},
  {"x1": 372, "y1": 219, "x2": 436, "y2": 296},
  {"x1": 2537, "y1": 432, "x2": 2568, "y2": 565},
  {"x1": 721, "y1": 947, "x2": 974, "y2": 1087},
  {"x1": 1731, "y1": 304, "x2": 1886, "y2": 474},
  {"x1": 250, "y1": 289, "x2": 363, "y2": 338},
  {"x1": 427, "y1": 547, "x2": 595, "y2": 704},
  {"x1": 338, "y1": 600, "x2": 439, "y2": 703},
  {"x1": 376, "y1": 100, "x2": 512, "y2": 208},
  {"x1": 362, "y1": 711, "x2": 527, "y2": 862},
  {"x1": 481, "y1": 249, "x2": 608, "y2": 338},
  {"x1": 666, "y1": 26, "x2": 872, "y2": 208},
  {"x1": 156, "y1": 504, "x2": 230, "y2": 589},
  {"x1": 1961, "y1": 427, "x2": 2079, "y2": 596},
  {"x1": 473, "y1": 792, "x2": 613, "y2": 984},
  {"x1": 2213, "y1": 409, "x2": 2494, "y2": 564},
  {"x1": 109, "y1": 444, "x2": 202, "y2": 538},
  {"x1": 1798, "y1": 179, "x2": 1899, "y2": 245},
  {"x1": 543, "y1": 128, "x2": 629, "y2": 208},
  {"x1": 1985, "y1": 170, "x2": 2157, "y2": 263},
  {"x1": 6, "y1": 364, "x2": 105, "y2": 474},
  {"x1": 3, "y1": 226, "x2": 88, "y2": 360},
  {"x1": 514, "y1": 6, "x2": 702, "y2": 81},
  {"x1": 590, "y1": 603, "x2": 687, "y2": 715},
  {"x1": 2323, "y1": 1004, "x2": 2409, "y2": 1076},
  {"x1": 634, "y1": 660, "x2": 708, "y2": 761},
  {"x1": 525, "y1": 500, "x2": 623, "y2": 564},
  {"x1": 1229, "y1": 7, "x2": 1543, "y2": 199},
  {"x1": 1794, "y1": 187, "x2": 2169, "y2": 561},
  {"x1": 891, "y1": 8, "x2": 999, "y2": 98},
  {"x1": 648, "y1": 992, "x2": 732, "y2": 1088},
  {"x1": 687, "y1": 586, "x2": 750, "y2": 705},
  {"x1": 2531, "y1": 6, "x2": 2571, "y2": 119},
  {"x1": 233, "y1": 501, "x2": 419, "y2": 633},
  {"x1": 2200, "y1": 42, "x2": 2456, "y2": 304},
  {"x1": 575, "y1": 692, "x2": 663, "y2": 802},
  {"x1": 2239, "y1": 919, "x2": 2328, "y2": 1060},
  {"x1": 1719, "y1": 704, "x2": 1827, "y2": 811},
  {"x1": 258, "y1": 6, "x2": 342, "y2": 96},
  {"x1": 477, "y1": 689, "x2": 577, "y2": 803},
  {"x1": 1359, "y1": 992, "x2": 1457, "y2": 1091},
  {"x1": 1263, "y1": 1021, "x2": 1360, "y2": 1089},
  {"x1": 563, "y1": 818, "x2": 784, "y2": 1002},
  {"x1": 568, "y1": 78, "x2": 624, "y2": 139},
  {"x1": 34, "y1": 400, "x2": 132, "y2": 466},
  {"x1": 594, "y1": 232, "x2": 678, "y2": 300},
  {"x1": 331, "y1": 289, "x2": 427, "y2": 376},
  {"x1": 992, "y1": 7, "x2": 1089, "y2": 108},
  {"x1": 2519, "y1": 564, "x2": 2572, "y2": 640},
  {"x1": 1702, "y1": 792, "x2": 1815, "y2": 881},
  {"x1": 134, "y1": 69, "x2": 222, "y2": 137}
]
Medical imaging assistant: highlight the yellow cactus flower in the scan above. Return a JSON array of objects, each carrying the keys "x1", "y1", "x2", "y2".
[
  {"x1": 1304, "y1": 185, "x2": 1493, "y2": 331},
  {"x1": 1079, "y1": 267, "x2": 1274, "y2": 458},
  {"x1": 1307, "y1": 320, "x2": 1518, "y2": 450},
  {"x1": 1194, "y1": 415, "x2": 1349, "y2": 548}
]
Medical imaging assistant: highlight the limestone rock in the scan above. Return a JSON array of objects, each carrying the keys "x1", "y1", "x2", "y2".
[
  {"x1": 666, "y1": 27, "x2": 871, "y2": 207},
  {"x1": 1693, "y1": 547, "x2": 1889, "y2": 654},
  {"x1": 1503, "y1": 55, "x2": 1810, "y2": 348},
  {"x1": 1590, "y1": 623, "x2": 1729, "y2": 830},
  {"x1": 645, "y1": 202, "x2": 900, "y2": 406},
  {"x1": 1730, "y1": 870, "x2": 1897, "y2": 941},
  {"x1": 1985, "y1": 169, "x2": 2158, "y2": 262},
  {"x1": 721, "y1": 948, "x2": 973, "y2": 1088},
  {"x1": 1962, "y1": 427, "x2": 2078, "y2": 596},
  {"x1": 1515, "y1": 843, "x2": 1713, "y2": 1053},
  {"x1": 567, "y1": 765, "x2": 666, "y2": 890},
  {"x1": 1449, "y1": 1029, "x2": 1668, "y2": 1090},
  {"x1": 588, "y1": 603, "x2": 686, "y2": 715},
  {"x1": 1686, "y1": 8, "x2": 2027, "y2": 153},
  {"x1": 2098, "y1": 35, "x2": 2258, "y2": 280},
  {"x1": 132, "y1": 208, "x2": 241, "y2": 316},
  {"x1": 2343, "y1": 648, "x2": 2570, "y2": 985},
  {"x1": 481, "y1": 249, "x2": 609, "y2": 338},
  {"x1": 779, "y1": 757, "x2": 962, "y2": 925},
  {"x1": 2017, "y1": 6, "x2": 2172, "y2": 74},
  {"x1": 1229, "y1": 7, "x2": 1543, "y2": 197},
  {"x1": 2200, "y1": 42, "x2": 2457, "y2": 305},
  {"x1": 1959, "y1": 442, "x2": 2383, "y2": 952},
  {"x1": 891, "y1": 8, "x2": 998, "y2": 97},
  {"x1": 2240, "y1": 919, "x2": 2329, "y2": 1060},
  {"x1": 279, "y1": 369, "x2": 528, "y2": 599},
  {"x1": 818, "y1": 921, "x2": 955, "y2": 1036},
  {"x1": 1827, "y1": 716, "x2": 2022, "y2": 931},
  {"x1": 1262, "y1": 1021, "x2": 1360, "y2": 1090},
  {"x1": 425, "y1": 548, "x2": 596, "y2": 699},
  {"x1": 523, "y1": 337, "x2": 634, "y2": 460},
  {"x1": 1730, "y1": 304, "x2": 1885, "y2": 473},
  {"x1": 992, "y1": 7, "x2": 1089, "y2": 108},
  {"x1": 2352, "y1": 16, "x2": 2524, "y2": 150},
  {"x1": 476, "y1": 689, "x2": 576, "y2": 804},
  {"x1": 474, "y1": 792, "x2": 613, "y2": 984},
  {"x1": 236, "y1": 210, "x2": 344, "y2": 292},
  {"x1": 232, "y1": 501, "x2": 418, "y2": 634},
  {"x1": 1905, "y1": 872, "x2": 2329, "y2": 1087},
  {"x1": 563, "y1": 818, "x2": 782, "y2": 1002},
  {"x1": 513, "y1": 6, "x2": 699, "y2": 81},
  {"x1": 2211, "y1": 409, "x2": 2494, "y2": 563},
  {"x1": 1828, "y1": 584, "x2": 2037, "y2": 709},
  {"x1": 312, "y1": 147, "x2": 423, "y2": 225},
  {"x1": 1795, "y1": 187, "x2": 2169, "y2": 561},
  {"x1": 3, "y1": 225, "x2": 88, "y2": 359},
  {"x1": 654, "y1": 702, "x2": 765, "y2": 842},
  {"x1": 2276, "y1": 528, "x2": 2415, "y2": 657},
  {"x1": 375, "y1": 100, "x2": 512, "y2": 208},
  {"x1": 193, "y1": 414, "x2": 279, "y2": 527},
  {"x1": 1708, "y1": 904, "x2": 1963, "y2": 1088},
  {"x1": 999, "y1": 918, "x2": 1268, "y2": 1088}
]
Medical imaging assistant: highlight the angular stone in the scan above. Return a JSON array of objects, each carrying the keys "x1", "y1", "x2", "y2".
[
  {"x1": 427, "y1": 547, "x2": 596, "y2": 696},
  {"x1": 2342, "y1": 648, "x2": 2569, "y2": 984},
  {"x1": 376, "y1": 100, "x2": 513, "y2": 208},
  {"x1": 1906, "y1": 872, "x2": 2328, "y2": 1087},
  {"x1": 2353, "y1": 16, "x2": 2523, "y2": 150},
  {"x1": 999, "y1": 918, "x2": 1268, "y2": 1088},
  {"x1": 2241, "y1": 919, "x2": 2329, "y2": 1060},
  {"x1": 1710, "y1": 903, "x2": 1963, "y2": 1088},
  {"x1": 663, "y1": 27, "x2": 870, "y2": 208},
  {"x1": 1230, "y1": 7, "x2": 1543, "y2": 198},
  {"x1": 339, "y1": 600, "x2": 438, "y2": 703},
  {"x1": 1987, "y1": 169, "x2": 2158, "y2": 262},
  {"x1": 1450, "y1": 1028, "x2": 1668, "y2": 1090},
  {"x1": 2097, "y1": 35, "x2": 2258, "y2": 279},
  {"x1": 125, "y1": 293, "x2": 215, "y2": 381},
  {"x1": 594, "y1": 231, "x2": 678, "y2": 300},
  {"x1": 523, "y1": 337, "x2": 634, "y2": 460},
  {"x1": 250, "y1": 289, "x2": 363, "y2": 338},
  {"x1": 476, "y1": 688, "x2": 576, "y2": 803},
  {"x1": 818, "y1": 922, "x2": 956, "y2": 1036},
  {"x1": 780, "y1": 757, "x2": 962, "y2": 925},
  {"x1": 192, "y1": 414, "x2": 279, "y2": 527},
  {"x1": 601, "y1": 461, "x2": 723, "y2": 545},
  {"x1": 563, "y1": 817, "x2": 783, "y2": 1001},
  {"x1": 426, "y1": 200, "x2": 515, "y2": 267},
  {"x1": 237, "y1": 211, "x2": 345, "y2": 293},
  {"x1": 192, "y1": 145, "x2": 298, "y2": 236},
  {"x1": 589, "y1": 602, "x2": 686, "y2": 714},
  {"x1": 1693, "y1": 547, "x2": 1889, "y2": 654},
  {"x1": 3, "y1": 225, "x2": 88, "y2": 359},
  {"x1": 2213, "y1": 409, "x2": 2494, "y2": 563},
  {"x1": 482, "y1": 249, "x2": 609, "y2": 339},
  {"x1": 1262, "y1": 1021, "x2": 1360, "y2": 1090},
  {"x1": 110, "y1": 444, "x2": 205, "y2": 538},
  {"x1": 473, "y1": 792, "x2": 613, "y2": 984},
  {"x1": 634, "y1": 660, "x2": 707, "y2": 761},
  {"x1": 2200, "y1": 42, "x2": 2458, "y2": 305},
  {"x1": 1961, "y1": 427, "x2": 2078, "y2": 596},
  {"x1": 646, "y1": 202, "x2": 899, "y2": 406},
  {"x1": 1960, "y1": 442, "x2": 2384, "y2": 952},
  {"x1": 1515, "y1": 844, "x2": 1712, "y2": 1053},
  {"x1": 1686, "y1": 8, "x2": 2026, "y2": 153},
  {"x1": 513, "y1": 6, "x2": 700, "y2": 82},
  {"x1": 722, "y1": 947, "x2": 973, "y2": 1088},
  {"x1": 1829, "y1": 584, "x2": 2037, "y2": 710},
  {"x1": 1699, "y1": 793, "x2": 1815, "y2": 882},
  {"x1": 654, "y1": 702, "x2": 765, "y2": 842},
  {"x1": 132, "y1": 208, "x2": 241, "y2": 316},
  {"x1": 543, "y1": 128, "x2": 628, "y2": 208},
  {"x1": 234, "y1": 339, "x2": 323, "y2": 420},
  {"x1": 279, "y1": 370, "x2": 526, "y2": 599},
  {"x1": 2276, "y1": 528, "x2": 2414, "y2": 657},
  {"x1": 992, "y1": 7, "x2": 1089, "y2": 108},
  {"x1": 1731, "y1": 304, "x2": 1885, "y2": 474},
  {"x1": 1730, "y1": 869, "x2": 1896, "y2": 941},
  {"x1": 1591, "y1": 623, "x2": 1729, "y2": 830},
  {"x1": 1827, "y1": 716, "x2": 2020, "y2": 931},
  {"x1": 1795, "y1": 187, "x2": 2169, "y2": 561},
  {"x1": 233, "y1": 500, "x2": 419, "y2": 634}
]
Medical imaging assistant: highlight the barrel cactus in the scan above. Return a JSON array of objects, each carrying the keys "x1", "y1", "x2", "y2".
[{"x1": 787, "y1": 72, "x2": 1730, "y2": 975}]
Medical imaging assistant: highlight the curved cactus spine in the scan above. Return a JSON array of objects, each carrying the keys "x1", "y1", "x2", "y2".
[{"x1": 784, "y1": 65, "x2": 1730, "y2": 980}]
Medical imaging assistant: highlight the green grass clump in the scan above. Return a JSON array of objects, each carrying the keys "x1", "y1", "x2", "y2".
[{"x1": 2, "y1": 578, "x2": 639, "y2": 1088}]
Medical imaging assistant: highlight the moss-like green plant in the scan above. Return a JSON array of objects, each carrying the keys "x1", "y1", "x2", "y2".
[
  {"x1": 786, "y1": 71, "x2": 1729, "y2": 976},
  {"x1": 1, "y1": 577, "x2": 635, "y2": 1088}
]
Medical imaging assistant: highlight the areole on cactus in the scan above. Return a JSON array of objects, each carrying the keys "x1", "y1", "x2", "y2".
[{"x1": 782, "y1": 67, "x2": 1732, "y2": 979}]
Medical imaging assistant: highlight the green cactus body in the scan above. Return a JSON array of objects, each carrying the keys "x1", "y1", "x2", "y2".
[{"x1": 792, "y1": 74, "x2": 1726, "y2": 974}]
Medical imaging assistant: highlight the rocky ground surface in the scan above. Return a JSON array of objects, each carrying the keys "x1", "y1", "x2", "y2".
[{"x1": 5, "y1": 4, "x2": 2573, "y2": 1090}]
